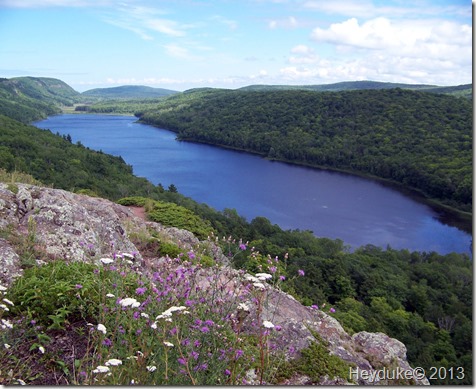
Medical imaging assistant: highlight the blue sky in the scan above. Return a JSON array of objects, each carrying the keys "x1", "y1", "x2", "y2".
[{"x1": 0, "y1": 0, "x2": 471, "y2": 91}]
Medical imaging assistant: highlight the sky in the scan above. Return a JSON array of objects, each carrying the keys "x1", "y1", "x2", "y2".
[{"x1": 0, "y1": 0, "x2": 472, "y2": 92}]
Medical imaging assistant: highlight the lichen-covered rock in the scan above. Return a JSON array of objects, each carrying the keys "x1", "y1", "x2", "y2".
[{"x1": 0, "y1": 238, "x2": 22, "y2": 286}]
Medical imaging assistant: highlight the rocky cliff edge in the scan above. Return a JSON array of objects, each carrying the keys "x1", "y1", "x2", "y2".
[{"x1": 0, "y1": 183, "x2": 429, "y2": 385}]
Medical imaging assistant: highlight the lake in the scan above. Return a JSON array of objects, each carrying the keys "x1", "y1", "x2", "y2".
[{"x1": 35, "y1": 114, "x2": 472, "y2": 255}]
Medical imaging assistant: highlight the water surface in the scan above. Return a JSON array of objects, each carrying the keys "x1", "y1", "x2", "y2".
[{"x1": 35, "y1": 114, "x2": 472, "y2": 255}]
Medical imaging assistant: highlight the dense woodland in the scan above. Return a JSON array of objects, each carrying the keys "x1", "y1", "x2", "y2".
[
  {"x1": 0, "y1": 77, "x2": 472, "y2": 384},
  {"x1": 139, "y1": 88, "x2": 472, "y2": 213}
]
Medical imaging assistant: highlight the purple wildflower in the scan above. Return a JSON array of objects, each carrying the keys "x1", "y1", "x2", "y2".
[
  {"x1": 188, "y1": 251, "x2": 196, "y2": 259},
  {"x1": 239, "y1": 243, "x2": 247, "y2": 250},
  {"x1": 102, "y1": 338, "x2": 113, "y2": 347},
  {"x1": 178, "y1": 357, "x2": 187, "y2": 366},
  {"x1": 75, "y1": 284, "x2": 83, "y2": 289},
  {"x1": 133, "y1": 311, "x2": 140, "y2": 320},
  {"x1": 136, "y1": 329, "x2": 142, "y2": 335},
  {"x1": 279, "y1": 275, "x2": 286, "y2": 281},
  {"x1": 136, "y1": 287, "x2": 147, "y2": 295},
  {"x1": 225, "y1": 369, "x2": 231, "y2": 376},
  {"x1": 269, "y1": 266, "x2": 277, "y2": 273},
  {"x1": 190, "y1": 351, "x2": 199, "y2": 360},
  {"x1": 200, "y1": 326, "x2": 210, "y2": 333},
  {"x1": 194, "y1": 340, "x2": 201, "y2": 348},
  {"x1": 235, "y1": 349, "x2": 244, "y2": 359},
  {"x1": 298, "y1": 269, "x2": 305, "y2": 276},
  {"x1": 330, "y1": 307, "x2": 336, "y2": 313},
  {"x1": 204, "y1": 319, "x2": 214, "y2": 326},
  {"x1": 275, "y1": 325, "x2": 282, "y2": 331},
  {"x1": 311, "y1": 304, "x2": 319, "y2": 310}
]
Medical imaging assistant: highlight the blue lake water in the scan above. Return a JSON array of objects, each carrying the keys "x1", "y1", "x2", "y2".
[{"x1": 35, "y1": 114, "x2": 472, "y2": 255}]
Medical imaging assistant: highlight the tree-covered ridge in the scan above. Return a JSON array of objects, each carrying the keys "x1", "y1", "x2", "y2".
[
  {"x1": 239, "y1": 80, "x2": 472, "y2": 98},
  {"x1": 0, "y1": 77, "x2": 82, "y2": 123},
  {"x1": 81, "y1": 85, "x2": 179, "y2": 99},
  {"x1": 139, "y1": 88, "x2": 472, "y2": 213}
]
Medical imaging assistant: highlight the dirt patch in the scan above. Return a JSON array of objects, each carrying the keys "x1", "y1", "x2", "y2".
[{"x1": 127, "y1": 206, "x2": 147, "y2": 221}]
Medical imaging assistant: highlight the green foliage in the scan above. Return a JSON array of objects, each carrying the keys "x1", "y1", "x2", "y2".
[
  {"x1": 139, "y1": 88, "x2": 472, "y2": 212},
  {"x1": 275, "y1": 332, "x2": 354, "y2": 384}
]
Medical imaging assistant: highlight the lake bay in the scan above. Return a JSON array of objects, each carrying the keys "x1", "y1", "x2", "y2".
[{"x1": 35, "y1": 114, "x2": 472, "y2": 255}]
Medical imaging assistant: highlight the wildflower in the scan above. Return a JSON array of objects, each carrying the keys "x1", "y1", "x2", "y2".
[
  {"x1": 187, "y1": 251, "x2": 196, "y2": 259},
  {"x1": 93, "y1": 366, "x2": 110, "y2": 374},
  {"x1": 191, "y1": 350, "x2": 199, "y2": 360},
  {"x1": 194, "y1": 340, "x2": 201, "y2": 348},
  {"x1": 178, "y1": 357, "x2": 187, "y2": 366},
  {"x1": 106, "y1": 293, "x2": 115, "y2": 298},
  {"x1": 225, "y1": 369, "x2": 231, "y2": 376},
  {"x1": 105, "y1": 358, "x2": 122, "y2": 366},
  {"x1": 75, "y1": 284, "x2": 83, "y2": 289},
  {"x1": 97, "y1": 324, "x2": 107, "y2": 334},
  {"x1": 235, "y1": 349, "x2": 244, "y2": 359},
  {"x1": 2, "y1": 298, "x2": 14, "y2": 306},
  {"x1": 237, "y1": 302, "x2": 250, "y2": 312},
  {"x1": 204, "y1": 319, "x2": 214, "y2": 326},
  {"x1": 253, "y1": 282, "x2": 266, "y2": 289},
  {"x1": 298, "y1": 269, "x2": 305, "y2": 276},
  {"x1": 245, "y1": 275, "x2": 260, "y2": 283},
  {"x1": 38, "y1": 346, "x2": 45, "y2": 354},
  {"x1": 163, "y1": 341, "x2": 174, "y2": 347},
  {"x1": 0, "y1": 304, "x2": 9, "y2": 312},
  {"x1": 133, "y1": 311, "x2": 140, "y2": 320},
  {"x1": 122, "y1": 253, "x2": 134, "y2": 259},
  {"x1": 200, "y1": 326, "x2": 210, "y2": 333},
  {"x1": 16, "y1": 379, "x2": 26, "y2": 385},
  {"x1": 0, "y1": 285, "x2": 7, "y2": 292},
  {"x1": 102, "y1": 338, "x2": 113, "y2": 347},
  {"x1": 262, "y1": 320, "x2": 275, "y2": 329},
  {"x1": 140, "y1": 312, "x2": 149, "y2": 319},
  {"x1": 1, "y1": 319, "x2": 13, "y2": 329},
  {"x1": 100, "y1": 258, "x2": 114, "y2": 265},
  {"x1": 269, "y1": 266, "x2": 277, "y2": 273},
  {"x1": 151, "y1": 322, "x2": 158, "y2": 329},
  {"x1": 330, "y1": 307, "x2": 336, "y2": 313},
  {"x1": 135, "y1": 287, "x2": 147, "y2": 295},
  {"x1": 255, "y1": 272, "x2": 272, "y2": 281},
  {"x1": 275, "y1": 325, "x2": 282, "y2": 331},
  {"x1": 279, "y1": 275, "x2": 286, "y2": 281},
  {"x1": 146, "y1": 365, "x2": 157, "y2": 372},
  {"x1": 119, "y1": 297, "x2": 141, "y2": 308},
  {"x1": 239, "y1": 243, "x2": 247, "y2": 250},
  {"x1": 136, "y1": 329, "x2": 142, "y2": 335},
  {"x1": 4, "y1": 343, "x2": 11, "y2": 349}
]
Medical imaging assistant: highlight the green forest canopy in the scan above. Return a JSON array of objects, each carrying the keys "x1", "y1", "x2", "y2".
[{"x1": 138, "y1": 88, "x2": 472, "y2": 213}]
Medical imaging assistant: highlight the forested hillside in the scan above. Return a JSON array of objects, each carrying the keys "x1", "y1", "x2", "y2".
[
  {"x1": 0, "y1": 77, "x2": 81, "y2": 123},
  {"x1": 81, "y1": 85, "x2": 178, "y2": 99},
  {"x1": 138, "y1": 88, "x2": 472, "y2": 213}
]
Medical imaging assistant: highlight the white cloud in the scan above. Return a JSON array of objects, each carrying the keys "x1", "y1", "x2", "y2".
[
  {"x1": 268, "y1": 16, "x2": 298, "y2": 29},
  {"x1": 311, "y1": 17, "x2": 471, "y2": 61},
  {"x1": 291, "y1": 44, "x2": 314, "y2": 55}
]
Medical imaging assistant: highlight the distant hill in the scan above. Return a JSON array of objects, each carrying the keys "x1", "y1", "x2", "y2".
[
  {"x1": 0, "y1": 76, "x2": 82, "y2": 123},
  {"x1": 81, "y1": 85, "x2": 179, "y2": 99},
  {"x1": 239, "y1": 80, "x2": 472, "y2": 98}
]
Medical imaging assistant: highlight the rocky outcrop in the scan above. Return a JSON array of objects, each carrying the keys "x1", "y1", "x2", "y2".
[{"x1": 0, "y1": 183, "x2": 429, "y2": 385}]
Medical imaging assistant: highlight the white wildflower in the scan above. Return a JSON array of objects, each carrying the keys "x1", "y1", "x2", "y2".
[
  {"x1": 127, "y1": 355, "x2": 138, "y2": 360},
  {"x1": 146, "y1": 365, "x2": 157, "y2": 372},
  {"x1": 106, "y1": 293, "x2": 115, "y2": 298},
  {"x1": 100, "y1": 257, "x2": 114, "y2": 265},
  {"x1": 97, "y1": 324, "x2": 107, "y2": 334},
  {"x1": 2, "y1": 298, "x2": 14, "y2": 306},
  {"x1": 38, "y1": 346, "x2": 45, "y2": 354},
  {"x1": 122, "y1": 253, "x2": 134, "y2": 259},
  {"x1": 163, "y1": 341, "x2": 174, "y2": 347},
  {"x1": 262, "y1": 320, "x2": 275, "y2": 329},
  {"x1": 1, "y1": 319, "x2": 13, "y2": 329},
  {"x1": 0, "y1": 285, "x2": 7, "y2": 292},
  {"x1": 150, "y1": 321, "x2": 158, "y2": 329},
  {"x1": 253, "y1": 282, "x2": 266, "y2": 289},
  {"x1": 237, "y1": 302, "x2": 250, "y2": 312},
  {"x1": 93, "y1": 365, "x2": 110, "y2": 374},
  {"x1": 16, "y1": 379, "x2": 26, "y2": 385},
  {"x1": 105, "y1": 358, "x2": 122, "y2": 366},
  {"x1": 4, "y1": 343, "x2": 11, "y2": 349},
  {"x1": 0, "y1": 304, "x2": 9, "y2": 311},
  {"x1": 140, "y1": 312, "x2": 149, "y2": 319},
  {"x1": 119, "y1": 297, "x2": 140, "y2": 307},
  {"x1": 255, "y1": 273, "x2": 272, "y2": 281},
  {"x1": 245, "y1": 274, "x2": 260, "y2": 283}
]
